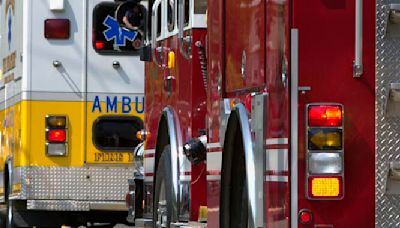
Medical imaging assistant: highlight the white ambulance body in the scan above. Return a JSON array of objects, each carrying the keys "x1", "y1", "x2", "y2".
[{"x1": 0, "y1": 0, "x2": 145, "y2": 226}]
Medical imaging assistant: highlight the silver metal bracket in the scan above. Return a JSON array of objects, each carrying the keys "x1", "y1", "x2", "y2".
[
  {"x1": 384, "y1": 83, "x2": 400, "y2": 117},
  {"x1": 385, "y1": 4, "x2": 400, "y2": 38},
  {"x1": 386, "y1": 161, "x2": 400, "y2": 194}
]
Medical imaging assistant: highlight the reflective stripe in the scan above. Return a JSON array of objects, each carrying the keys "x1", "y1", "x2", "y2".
[
  {"x1": 265, "y1": 175, "x2": 289, "y2": 182},
  {"x1": 207, "y1": 151, "x2": 222, "y2": 171},
  {"x1": 265, "y1": 149, "x2": 288, "y2": 172},
  {"x1": 266, "y1": 138, "x2": 289, "y2": 145},
  {"x1": 207, "y1": 142, "x2": 221, "y2": 149},
  {"x1": 207, "y1": 175, "x2": 221, "y2": 181}
]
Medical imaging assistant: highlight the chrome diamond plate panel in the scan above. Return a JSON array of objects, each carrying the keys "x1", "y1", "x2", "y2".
[
  {"x1": 377, "y1": 2, "x2": 400, "y2": 227},
  {"x1": 16, "y1": 166, "x2": 133, "y2": 202}
]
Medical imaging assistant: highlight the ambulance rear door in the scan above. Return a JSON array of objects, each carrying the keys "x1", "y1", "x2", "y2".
[{"x1": 86, "y1": 0, "x2": 145, "y2": 164}]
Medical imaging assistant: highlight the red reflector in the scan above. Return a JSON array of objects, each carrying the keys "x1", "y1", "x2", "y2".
[
  {"x1": 44, "y1": 19, "x2": 70, "y2": 39},
  {"x1": 299, "y1": 209, "x2": 313, "y2": 224},
  {"x1": 308, "y1": 105, "x2": 342, "y2": 127},
  {"x1": 47, "y1": 129, "x2": 66, "y2": 142},
  {"x1": 95, "y1": 41, "x2": 105, "y2": 50}
]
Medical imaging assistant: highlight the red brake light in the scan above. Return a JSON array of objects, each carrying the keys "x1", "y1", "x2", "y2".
[
  {"x1": 47, "y1": 129, "x2": 66, "y2": 142},
  {"x1": 44, "y1": 19, "x2": 70, "y2": 39},
  {"x1": 95, "y1": 41, "x2": 105, "y2": 50},
  {"x1": 308, "y1": 105, "x2": 342, "y2": 127}
]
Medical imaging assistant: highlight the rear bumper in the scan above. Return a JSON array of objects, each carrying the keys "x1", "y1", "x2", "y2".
[
  {"x1": 11, "y1": 166, "x2": 134, "y2": 211},
  {"x1": 26, "y1": 199, "x2": 127, "y2": 211}
]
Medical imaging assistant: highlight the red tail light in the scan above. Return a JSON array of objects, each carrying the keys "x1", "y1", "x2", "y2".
[
  {"x1": 308, "y1": 105, "x2": 342, "y2": 127},
  {"x1": 44, "y1": 19, "x2": 70, "y2": 39},
  {"x1": 47, "y1": 129, "x2": 66, "y2": 142}
]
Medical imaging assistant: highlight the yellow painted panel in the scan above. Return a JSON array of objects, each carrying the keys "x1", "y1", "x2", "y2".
[{"x1": 28, "y1": 101, "x2": 85, "y2": 167}]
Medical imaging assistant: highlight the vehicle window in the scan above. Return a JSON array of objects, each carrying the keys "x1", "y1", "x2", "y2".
[
  {"x1": 184, "y1": 0, "x2": 190, "y2": 26},
  {"x1": 92, "y1": 116, "x2": 144, "y2": 151},
  {"x1": 194, "y1": 0, "x2": 207, "y2": 14},
  {"x1": 167, "y1": 0, "x2": 175, "y2": 32},
  {"x1": 157, "y1": 5, "x2": 162, "y2": 37},
  {"x1": 93, "y1": 2, "x2": 145, "y2": 54}
]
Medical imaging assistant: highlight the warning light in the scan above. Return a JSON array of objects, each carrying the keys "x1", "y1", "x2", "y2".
[
  {"x1": 95, "y1": 41, "x2": 105, "y2": 50},
  {"x1": 308, "y1": 176, "x2": 342, "y2": 198},
  {"x1": 46, "y1": 116, "x2": 67, "y2": 128},
  {"x1": 298, "y1": 209, "x2": 313, "y2": 225},
  {"x1": 136, "y1": 130, "x2": 150, "y2": 141},
  {"x1": 308, "y1": 129, "x2": 342, "y2": 150},
  {"x1": 308, "y1": 105, "x2": 343, "y2": 127},
  {"x1": 47, "y1": 129, "x2": 66, "y2": 143}
]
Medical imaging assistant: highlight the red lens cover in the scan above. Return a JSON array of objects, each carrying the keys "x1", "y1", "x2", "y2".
[
  {"x1": 47, "y1": 129, "x2": 66, "y2": 142},
  {"x1": 308, "y1": 105, "x2": 342, "y2": 127},
  {"x1": 44, "y1": 19, "x2": 70, "y2": 39}
]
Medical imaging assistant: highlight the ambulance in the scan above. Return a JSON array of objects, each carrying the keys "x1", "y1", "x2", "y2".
[{"x1": 0, "y1": 0, "x2": 145, "y2": 226}]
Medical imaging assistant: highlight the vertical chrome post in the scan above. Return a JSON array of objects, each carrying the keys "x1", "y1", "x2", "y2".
[
  {"x1": 353, "y1": 0, "x2": 363, "y2": 77},
  {"x1": 290, "y1": 29, "x2": 299, "y2": 228}
]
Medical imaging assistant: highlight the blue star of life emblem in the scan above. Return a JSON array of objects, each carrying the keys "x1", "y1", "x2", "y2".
[{"x1": 103, "y1": 15, "x2": 137, "y2": 46}]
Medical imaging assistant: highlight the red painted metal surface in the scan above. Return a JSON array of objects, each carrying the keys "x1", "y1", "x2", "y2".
[
  {"x1": 144, "y1": 26, "x2": 207, "y2": 221},
  {"x1": 293, "y1": 0, "x2": 375, "y2": 226}
]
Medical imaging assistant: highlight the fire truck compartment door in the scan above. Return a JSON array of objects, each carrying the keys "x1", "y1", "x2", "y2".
[{"x1": 224, "y1": 0, "x2": 266, "y2": 92}]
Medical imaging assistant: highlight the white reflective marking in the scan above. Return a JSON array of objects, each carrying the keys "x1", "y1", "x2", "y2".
[
  {"x1": 207, "y1": 143, "x2": 221, "y2": 149},
  {"x1": 266, "y1": 138, "x2": 289, "y2": 145},
  {"x1": 180, "y1": 175, "x2": 191, "y2": 182},
  {"x1": 144, "y1": 176, "x2": 153, "y2": 182},
  {"x1": 144, "y1": 157, "x2": 155, "y2": 174},
  {"x1": 265, "y1": 175, "x2": 289, "y2": 182},
  {"x1": 207, "y1": 175, "x2": 221, "y2": 181},
  {"x1": 145, "y1": 149, "x2": 155, "y2": 155},
  {"x1": 265, "y1": 149, "x2": 288, "y2": 172},
  {"x1": 207, "y1": 152, "x2": 222, "y2": 171}
]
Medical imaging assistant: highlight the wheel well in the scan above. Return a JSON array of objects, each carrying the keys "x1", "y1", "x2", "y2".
[{"x1": 220, "y1": 109, "x2": 248, "y2": 227}]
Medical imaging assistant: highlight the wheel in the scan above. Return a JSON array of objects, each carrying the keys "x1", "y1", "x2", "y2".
[
  {"x1": 220, "y1": 120, "x2": 249, "y2": 228},
  {"x1": 153, "y1": 145, "x2": 177, "y2": 228},
  {"x1": 5, "y1": 169, "x2": 16, "y2": 228}
]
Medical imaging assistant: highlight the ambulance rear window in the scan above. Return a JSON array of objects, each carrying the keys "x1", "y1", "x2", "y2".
[
  {"x1": 93, "y1": 2, "x2": 145, "y2": 55},
  {"x1": 92, "y1": 116, "x2": 144, "y2": 151}
]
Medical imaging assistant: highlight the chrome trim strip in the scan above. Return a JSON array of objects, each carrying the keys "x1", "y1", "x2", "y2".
[
  {"x1": 163, "y1": 107, "x2": 181, "y2": 216},
  {"x1": 290, "y1": 28, "x2": 299, "y2": 228},
  {"x1": 236, "y1": 103, "x2": 264, "y2": 228},
  {"x1": 26, "y1": 200, "x2": 127, "y2": 211}
]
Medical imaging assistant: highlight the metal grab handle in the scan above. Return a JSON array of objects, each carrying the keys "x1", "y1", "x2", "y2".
[
  {"x1": 151, "y1": 0, "x2": 163, "y2": 65},
  {"x1": 353, "y1": 0, "x2": 363, "y2": 77},
  {"x1": 178, "y1": 0, "x2": 191, "y2": 59}
]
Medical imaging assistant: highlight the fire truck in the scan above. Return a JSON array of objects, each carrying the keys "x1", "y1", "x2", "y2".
[
  {"x1": 0, "y1": 0, "x2": 146, "y2": 227},
  {"x1": 127, "y1": 0, "x2": 400, "y2": 226}
]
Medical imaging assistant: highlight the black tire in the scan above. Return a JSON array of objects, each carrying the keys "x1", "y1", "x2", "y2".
[
  {"x1": 153, "y1": 145, "x2": 177, "y2": 228},
  {"x1": 220, "y1": 116, "x2": 248, "y2": 228}
]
